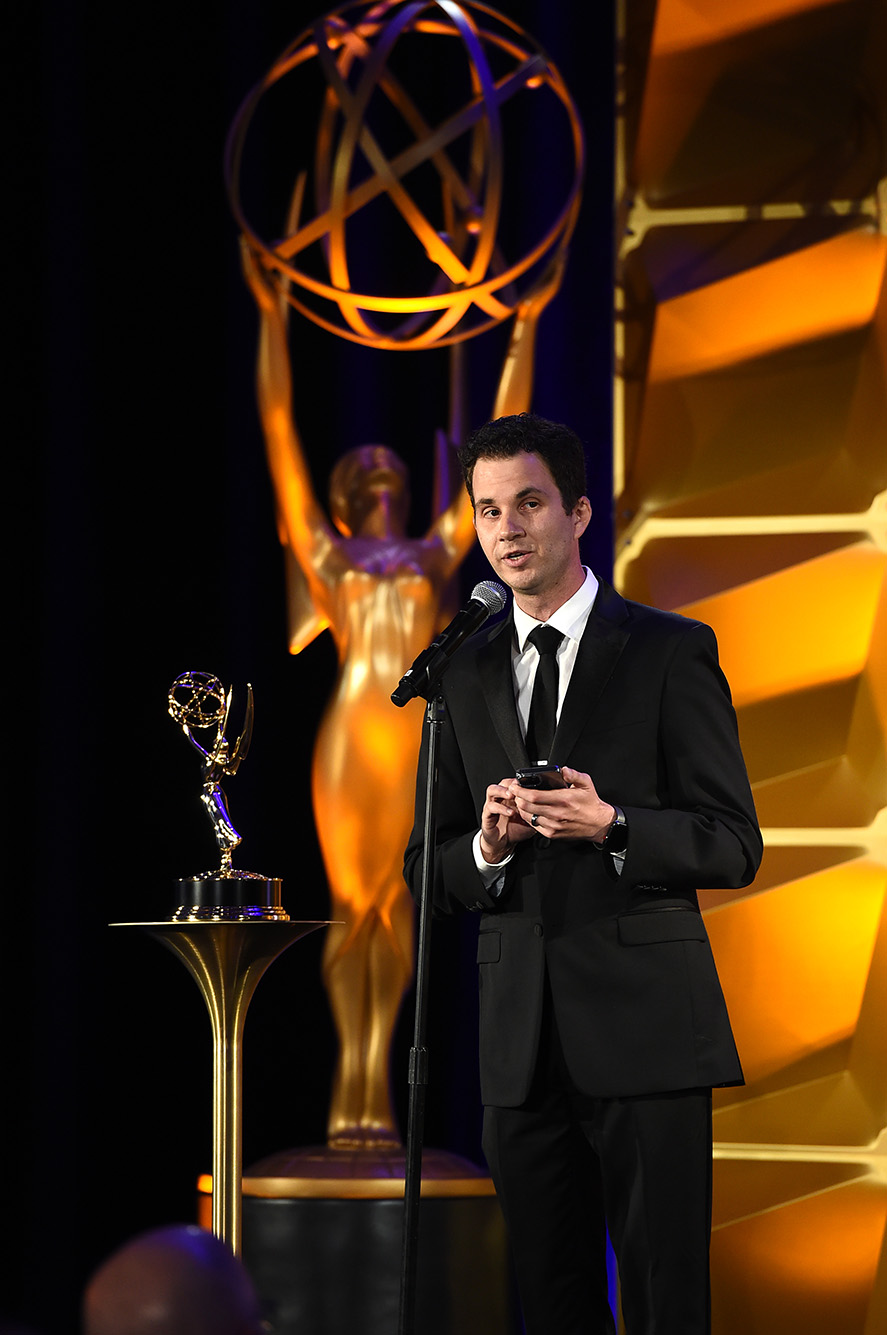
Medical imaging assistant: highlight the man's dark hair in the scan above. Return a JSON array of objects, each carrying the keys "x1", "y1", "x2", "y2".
[{"x1": 458, "y1": 413, "x2": 588, "y2": 512}]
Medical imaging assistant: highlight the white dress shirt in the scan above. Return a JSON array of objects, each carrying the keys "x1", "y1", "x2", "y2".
[
  {"x1": 473, "y1": 569, "x2": 600, "y2": 883},
  {"x1": 511, "y1": 568, "x2": 599, "y2": 749}
]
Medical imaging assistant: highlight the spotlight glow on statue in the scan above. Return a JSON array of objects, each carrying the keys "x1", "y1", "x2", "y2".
[{"x1": 225, "y1": 0, "x2": 583, "y2": 350}]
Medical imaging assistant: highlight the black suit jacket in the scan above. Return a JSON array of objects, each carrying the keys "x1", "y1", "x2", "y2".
[{"x1": 404, "y1": 581, "x2": 762, "y2": 1107}]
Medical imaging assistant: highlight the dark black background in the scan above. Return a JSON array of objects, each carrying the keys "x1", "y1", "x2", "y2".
[{"x1": 12, "y1": 3, "x2": 613, "y2": 1330}]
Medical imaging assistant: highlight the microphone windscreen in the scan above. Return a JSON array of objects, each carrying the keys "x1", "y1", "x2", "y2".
[{"x1": 471, "y1": 581, "x2": 507, "y2": 614}]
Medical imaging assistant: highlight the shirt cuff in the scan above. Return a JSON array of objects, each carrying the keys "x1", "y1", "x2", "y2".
[{"x1": 472, "y1": 829, "x2": 513, "y2": 895}]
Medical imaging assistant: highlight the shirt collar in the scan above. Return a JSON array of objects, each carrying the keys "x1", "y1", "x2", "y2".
[{"x1": 513, "y1": 568, "x2": 599, "y2": 652}]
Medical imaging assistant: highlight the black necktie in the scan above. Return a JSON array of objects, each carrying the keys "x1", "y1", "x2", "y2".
[{"x1": 525, "y1": 625, "x2": 564, "y2": 762}]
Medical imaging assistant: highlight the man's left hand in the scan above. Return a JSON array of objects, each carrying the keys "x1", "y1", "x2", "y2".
[{"x1": 509, "y1": 767, "x2": 616, "y2": 842}]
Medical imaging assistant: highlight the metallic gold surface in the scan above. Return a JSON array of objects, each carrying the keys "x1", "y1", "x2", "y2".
[
  {"x1": 170, "y1": 890, "x2": 289, "y2": 923},
  {"x1": 168, "y1": 673, "x2": 290, "y2": 922},
  {"x1": 226, "y1": 1, "x2": 583, "y2": 350},
  {"x1": 239, "y1": 1176, "x2": 496, "y2": 1199},
  {"x1": 117, "y1": 920, "x2": 327, "y2": 1255},
  {"x1": 168, "y1": 671, "x2": 255, "y2": 879},
  {"x1": 616, "y1": 2, "x2": 886, "y2": 1330},
  {"x1": 241, "y1": 195, "x2": 565, "y2": 1148},
  {"x1": 242, "y1": 1146, "x2": 495, "y2": 1198}
]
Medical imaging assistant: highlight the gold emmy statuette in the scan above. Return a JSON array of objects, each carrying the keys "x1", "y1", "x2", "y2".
[
  {"x1": 167, "y1": 669, "x2": 287, "y2": 921},
  {"x1": 111, "y1": 672, "x2": 329, "y2": 1254},
  {"x1": 227, "y1": 1, "x2": 584, "y2": 1159}
]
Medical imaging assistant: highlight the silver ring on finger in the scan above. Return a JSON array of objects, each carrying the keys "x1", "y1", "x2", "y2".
[{"x1": 530, "y1": 812, "x2": 539, "y2": 827}]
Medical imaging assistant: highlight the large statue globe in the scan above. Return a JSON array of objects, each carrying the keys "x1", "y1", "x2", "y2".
[{"x1": 225, "y1": 0, "x2": 583, "y2": 350}]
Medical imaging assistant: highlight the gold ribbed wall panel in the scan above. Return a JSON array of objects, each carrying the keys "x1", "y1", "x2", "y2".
[{"x1": 615, "y1": 2, "x2": 887, "y2": 1331}]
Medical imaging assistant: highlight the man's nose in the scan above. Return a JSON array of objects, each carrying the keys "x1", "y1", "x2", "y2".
[{"x1": 498, "y1": 510, "x2": 524, "y2": 538}]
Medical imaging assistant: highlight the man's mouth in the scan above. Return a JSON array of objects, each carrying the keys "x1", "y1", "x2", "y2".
[{"x1": 502, "y1": 549, "x2": 532, "y2": 568}]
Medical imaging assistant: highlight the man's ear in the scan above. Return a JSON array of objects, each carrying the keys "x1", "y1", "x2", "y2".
[{"x1": 573, "y1": 495, "x2": 592, "y2": 539}]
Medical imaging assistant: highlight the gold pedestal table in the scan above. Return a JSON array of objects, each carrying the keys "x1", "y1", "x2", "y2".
[{"x1": 113, "y1": 918, "x2": 327, "y2": 1256}]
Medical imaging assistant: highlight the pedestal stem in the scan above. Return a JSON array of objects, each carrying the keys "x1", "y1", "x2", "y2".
[{"x1": 119, "y1": 921, "x2": 326, "y2": 1255}]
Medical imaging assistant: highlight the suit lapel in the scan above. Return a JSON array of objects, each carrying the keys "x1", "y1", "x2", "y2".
[
  {"x1": 476, "y1": 614, "x2": 529, "y2": 771},
  {"x1": 552, "y1": 580, "x2": 630, "y2": 763}
]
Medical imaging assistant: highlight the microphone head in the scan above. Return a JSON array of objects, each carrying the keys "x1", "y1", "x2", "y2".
[{"x1": 470, "y1": 580, "x2": 507, "y2": 615}]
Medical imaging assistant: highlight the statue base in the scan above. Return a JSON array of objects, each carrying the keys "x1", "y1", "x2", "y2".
[
  {"x1": 173, "y1": 872, "x2": 287, "y2": 922},
  {"x1": 198, "y1": 1146, "x2": 520, "y2": 1333}
]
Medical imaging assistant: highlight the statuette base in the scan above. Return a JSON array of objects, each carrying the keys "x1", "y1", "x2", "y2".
[{"x1": 173, "y1": 874, "x2": 287, "y2": 922}]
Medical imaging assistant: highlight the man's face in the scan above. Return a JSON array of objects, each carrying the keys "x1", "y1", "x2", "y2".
[{"x1": 471, "y1": 451, "x2": 590, "y2": 614}]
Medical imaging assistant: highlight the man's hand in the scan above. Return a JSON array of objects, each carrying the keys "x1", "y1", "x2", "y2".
[
  {"x1": 479, "y1": 780, "x2": 537, "y2": 863},
  {"x1": 510, "y1": 767, "x2": 616, "y2": 842}
]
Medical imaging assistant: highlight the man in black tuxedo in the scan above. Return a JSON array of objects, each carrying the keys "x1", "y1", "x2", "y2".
[{"x1": 404, "y1": 414, "x2": 762, "y2": 1334}]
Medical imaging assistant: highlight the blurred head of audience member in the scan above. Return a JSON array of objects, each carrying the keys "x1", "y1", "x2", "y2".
[{"x1": 82, "y1": 1224, "x2": 264, "y2": 1335}]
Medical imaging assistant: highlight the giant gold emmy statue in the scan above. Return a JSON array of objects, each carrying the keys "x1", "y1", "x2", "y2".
[{"x1": 226, "y1": 0, "x2": 583, "y2": 1153}]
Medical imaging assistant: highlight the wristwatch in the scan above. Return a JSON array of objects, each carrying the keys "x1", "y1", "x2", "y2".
[{"x1": 595, "y1": 805, "x2": 628, "y2": 854}]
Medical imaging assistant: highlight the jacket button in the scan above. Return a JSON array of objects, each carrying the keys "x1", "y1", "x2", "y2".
[{"x1": 533, "y1": 923, "x2": 543, "y2": 937}]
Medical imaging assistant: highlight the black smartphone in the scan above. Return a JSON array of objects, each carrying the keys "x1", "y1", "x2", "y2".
[{"x1": 515, "y1": 764, "x2": 567, "y2": 790}]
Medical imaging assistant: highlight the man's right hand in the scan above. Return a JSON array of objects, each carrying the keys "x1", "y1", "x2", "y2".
[{"x1": 479, "y1": 779, "x2": 536, "y2": 863}]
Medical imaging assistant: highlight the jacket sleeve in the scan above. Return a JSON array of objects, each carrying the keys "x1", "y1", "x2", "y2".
[{"x1": 619, "y1": 622, "x2": 762, "y2": 890}]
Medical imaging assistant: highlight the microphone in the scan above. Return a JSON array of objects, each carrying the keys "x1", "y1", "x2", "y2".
[{"x1": 391, "y1": 580, "x2": 507, "y2": 706}]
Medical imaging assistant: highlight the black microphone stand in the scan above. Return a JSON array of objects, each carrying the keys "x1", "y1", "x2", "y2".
[
  {"x1": 397, "y1": 692, "x2": 445, "y2": 1335},
  {"x1": 392, "y1": 583, "x2": 506, "y2": 1333}
]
